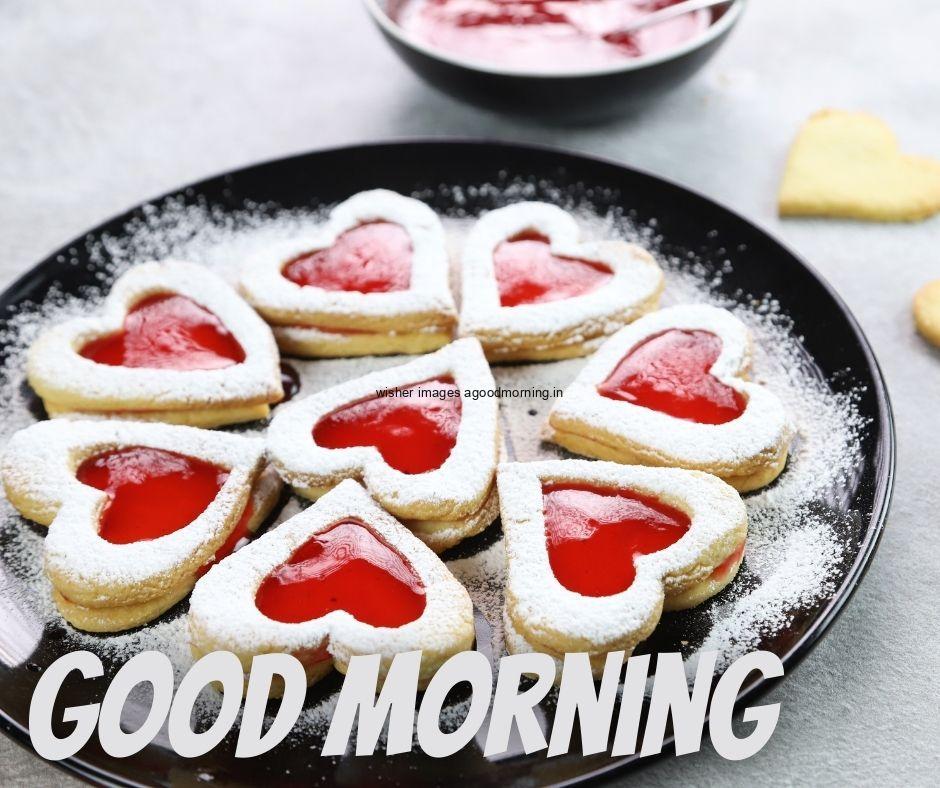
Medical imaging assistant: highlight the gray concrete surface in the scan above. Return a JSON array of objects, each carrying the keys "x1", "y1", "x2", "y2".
[{"x1": 1, "y1": 0, "x2": 938, "y2": 785}]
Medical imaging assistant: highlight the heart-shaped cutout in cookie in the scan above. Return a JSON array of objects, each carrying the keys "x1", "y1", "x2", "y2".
[
  {"x1": 256, "y1": 519, "x2": 426, "y2": 626},
  {"x1": 458, "y1": 202, "x2": 663, "y2": 361},
  {"x1": 267, "y1": 339, "x2": 500, "y2": 552},
  {"x1": 598, "y1": 329, "x2": 745, "y2": 425},
  {"x1": 282, "y1": 221, "x2": 412, "y2": 293},
  {"x1": 80, "y1": 294, "x2": 246, "y2": 371},
  {"x1": 0, "y1": 420, "x2": 282, "y2": 632},
  {"x1": 189, "y1": 480, "x2": 474, "y2": 692},
  {"x1": 27, "y1": 261, "x2": 283, "y2": 427},
  {"x1": 544, "y1": 483, "x2": 691, "y2": 597},
  {"x1": 493, "y1": 231, "x2": 613, "y2": 306},
  {"x1": 499, "y1": 460, "x2": 748, "y2": 680},
  {"x1": 779, "y1": 109, "x2": 940, "y2": 222},
  {"x1": 312, "y1": 377, "x2": 461, "y2": 475},
  {"x1": 549, "y1": 305, "x2": 793, "y2": 492}
]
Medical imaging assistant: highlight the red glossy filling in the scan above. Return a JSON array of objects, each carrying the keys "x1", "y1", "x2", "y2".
[
  {"x1": 313, "y1": 377, "x2": 461, "y2": 474},
  {"x1": 598, "y1": 329, "x2": 746, "y2": 425},
  {"x1": 80, "y1": 294, "x2": 245, "y2": 371},
  {"x1": 543, "y1": 483, "x2": 690, "y2": 597},
  {"x1": 77, "y1": 446, "x2": 230, "y2": 545},
  {"x1": 282, "y1": 222, "x2": 412, "y2": 293},
  {"x1": 493, "y1": 232, "x2": 612, "y2": 307},
  {"x1": 255, "y1": 520, "x2": 426, "y2": 626},
  {"x1": 711, "y1": 541, "x2": 745, "y2": 579},
  {"x1": 392, "y1": 0, "x2": 712, "y2": 72}
]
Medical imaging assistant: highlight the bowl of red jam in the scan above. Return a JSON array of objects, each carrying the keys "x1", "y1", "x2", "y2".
[{"x1": 364, "y1": 0, "x2": 745, "y2": 121}]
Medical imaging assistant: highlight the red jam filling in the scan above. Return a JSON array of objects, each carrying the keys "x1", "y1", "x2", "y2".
[
  {"x1": 312, "y1": 377, "x2": 461, "y2": 474},
  {"x1": 77, "y1": 446, "x2": 230, "y2": 544},
  {"x1": 598, "y1": 329, "x2": 746, "y2": 425},
  {"x1": 543, "y1": 483, "x2": 690, "y2": 597},
  {"x1": 80, "y1": 294, "x2": 245, "y2": 371},
  {"x1": 282, "y1": 222, "x2": 412, "y2": 293},
  {"x1": 392, "y1": 0, "x2": 712, "y2": 73},
  {"x1": 493, "y1": 232, "x2": 612, "y2": 307},
  {"x1": 255, "y1": 520, "x2": 426, "y2": 626},
  {"x1": 711, "y1": 541, "x2": 745, "y2": 579}
]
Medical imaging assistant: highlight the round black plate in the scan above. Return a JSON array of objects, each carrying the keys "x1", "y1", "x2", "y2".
[{"x1": 0, "y1": 141, "x2": 894, "y2": 787}]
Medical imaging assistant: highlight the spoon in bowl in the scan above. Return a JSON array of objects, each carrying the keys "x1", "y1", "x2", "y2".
[{"x1": 612, "y1": 0, "x2": 737, "y2": 36}]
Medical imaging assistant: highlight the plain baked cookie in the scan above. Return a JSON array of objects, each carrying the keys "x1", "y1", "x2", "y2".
[
  {"x1": 779, "y1": 109, "x2": 940, "y2": 222},
  {"x1": 913, "y1": 279, "x2": 940, "y2": 347},
  {"x1": 499, "y1": 460, "x2": 747, "y2": 680},
  {"x1": 188, "y1": 479, "x2": 475, "y2": 694}
]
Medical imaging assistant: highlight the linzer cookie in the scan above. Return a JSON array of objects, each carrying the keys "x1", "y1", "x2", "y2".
[
  {"x1": 0, "y1": 420, "x2": 282, "y2": 632},
  {"x1": 188, "y1": 479, "x2": 474, "y2": 692},
  {"x1": 267, "y1": 338, "x2": 499, "y2": 552},
  {"x1": 499, "y1": 460, "x2": 747, "y2": 678},
  {"x1": 239, "y1": 189, "x2": 457, "y2": 357},
  {"x1": 458, "y1": 202, "x2": 663, "y2": 361},
  {"x1": 27, "y1": 261, "x2": 283, "y2": 428},
  {"x1": 548, "y1": 304, "x2": 793, "y2": 492}
]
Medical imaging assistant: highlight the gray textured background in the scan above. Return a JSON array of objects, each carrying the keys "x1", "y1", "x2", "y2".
[{"x1": 1, "y1": 0, "x2": 938, "y2": 785}]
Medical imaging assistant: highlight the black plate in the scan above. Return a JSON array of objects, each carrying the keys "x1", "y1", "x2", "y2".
[{"x1": 0, "y1": 141, "x2": 894, "y2": 787}]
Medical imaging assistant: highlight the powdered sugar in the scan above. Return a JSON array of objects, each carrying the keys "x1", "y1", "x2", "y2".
[{"x1": 0, "y1": 178, "x2": 867, "y2": 737}]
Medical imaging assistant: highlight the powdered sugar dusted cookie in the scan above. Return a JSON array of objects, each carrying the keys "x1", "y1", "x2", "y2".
[
  {"x1": 239, "y1": 189, "x2": 457, "y2": 357},
  {"x1": 267, "y1": 338, "x2": 500, "y2": 552},
  {"x1": 27, "y1": 261, "x2": 283, "y2": 428},
  {"x1": 188, "y1": 479, "x2": 474, "y2": 692},
  {"x1": 1, "y1": 420, "x2": 282, "y2": 632},
  {"x1": 499, "y1": 460, "x2": 747, "y2": 678},
  {"x1": 458, "y1": 202, "x2": 663, "y2": 361},
  {"x1": 549, "y1": 304, "x2": 793, "y2": 492}
]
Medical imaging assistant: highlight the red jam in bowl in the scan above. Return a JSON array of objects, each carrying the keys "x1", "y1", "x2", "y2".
[{"x1": 391, "y1": 0, "x2": 712, "y2": 72}]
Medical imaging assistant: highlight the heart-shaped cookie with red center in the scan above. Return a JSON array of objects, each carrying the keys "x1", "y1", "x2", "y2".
[
  {"x1": 188, "y1": 479, "x2": 474, "y2": 692},
  {"x1": 267, "y1": 338, "x2": 500, "y2": 552},
  {"x1": 458, "y1": 202, "x2": 663, "y2": 361},
  {"x1": 549, "y1": 304, "x2": 793, "y2": 492},
  {"x1": 1, "y1": 420, "x2": 283, "y2": 632},
  {"x1": 499, "y1": 460, "x2": 747, "y2": 679},
  {"x1": 239, "y1": 190, "x2": 457, "y2": 358},
  {"x1": 27, "y1": 261, "x2": 283, "y2": 428}
]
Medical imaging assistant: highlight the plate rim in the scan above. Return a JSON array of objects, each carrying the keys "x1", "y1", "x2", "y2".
[{"x1": 0, "y1": 138, "x2": 896, "y2": 788}]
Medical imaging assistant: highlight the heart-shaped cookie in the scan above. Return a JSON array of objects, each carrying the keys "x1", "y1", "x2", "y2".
[
  {"x1": 499, "y1": 460, "x2": 747, "y2": 679},
  {"x1": 239, "y1": 189, "x2": 457, "y2": 357},
  {"x1": 548, "y1": 304, "x2": 793, "y2": 492},
  {"x1": 458, "y1": 202, "x2": 663, "y2": 361},
  {"x1": 1, "y1": 420, "x2": 282, "y2": 632},
  {"x1": 779, "y1": 109, "x2": 940, "y2": 221},
  {"x1": 188, "y1": 479, "x2": 474, "y2": 692},
  {"x1": 267, "y1": 338, "x2": 500, "y2": 552},
  {"x1": 27, "y1": 261, "x2": 283, "y2": 428}
]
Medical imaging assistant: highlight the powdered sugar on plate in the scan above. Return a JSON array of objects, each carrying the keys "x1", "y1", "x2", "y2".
[{"x1": 0, "y1": 178, "x2": 867, "y2": 734}]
